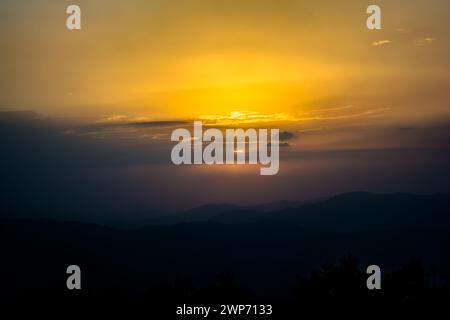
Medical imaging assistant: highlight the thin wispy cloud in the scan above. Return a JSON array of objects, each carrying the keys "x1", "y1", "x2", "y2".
[
  {"x1": 414, "y1": 37, "x2": 436, "y2": 46},
  {"x1": 199, "y1": 111, "x2": 298, "y2": 125},
  {"x1": 296, "y1": 105, "x2": 390, "y2": 122},
  {"x1": 372, "y1": 40, "x2": 391, "y2": 46}
]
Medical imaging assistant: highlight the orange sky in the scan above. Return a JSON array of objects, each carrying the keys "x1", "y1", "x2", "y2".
[{"x1": 0, "y1": 0, "x2": 449, "y2": 127}]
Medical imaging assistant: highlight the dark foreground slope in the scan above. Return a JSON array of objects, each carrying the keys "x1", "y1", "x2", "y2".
[{"x1": 1, "y1": 193, "x2": 449, "y2": 316}]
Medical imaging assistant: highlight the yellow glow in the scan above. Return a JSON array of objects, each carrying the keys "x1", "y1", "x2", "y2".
[
  {"x1": 200, "y1": 110, "x2": 298, "y2": 126},
  {"x1": 2, "y1": 0, "x2": 448, "y2": 124},
  {"x1": 134, "y1": 54, "x2": 352, "y2": 120}
]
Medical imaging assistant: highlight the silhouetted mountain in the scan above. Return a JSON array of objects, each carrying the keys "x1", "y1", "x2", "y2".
[
  {"x1": 147, "y1": 192, "x2": 450, "y2": 232},
  {"x1": 145, "y1": 201, "x2": 303, "y2": 225},
  {"x1": 277, "y1": 192, "x2": 450, "y2": 232},
  {"x1": 1, "y1": 192, "x2": 450, "y2": 315}
]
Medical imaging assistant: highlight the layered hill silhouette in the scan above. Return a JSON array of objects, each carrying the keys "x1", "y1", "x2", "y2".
[
  {"x1": 147, "y1": 192, "x2": 450, "y2": 231},
  {"x1": 1, "y1": 192, "x2": 449, "y2": 311}
]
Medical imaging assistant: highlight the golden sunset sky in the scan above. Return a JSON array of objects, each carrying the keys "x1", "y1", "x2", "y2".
[
  {"x1": 1, "y1": 1, "x2": 450, "y2": 213},
  {"x1": 1, "y1": 0, "x2": 449, "y2": 126}
]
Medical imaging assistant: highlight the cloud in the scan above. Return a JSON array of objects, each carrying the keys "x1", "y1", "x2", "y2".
[
  {"x1": 2, "y1": 111, "x2": 450, "y2": 219},
  {"x1": 67, "y1": 118, "x2": 187, "y2": 140},
  {"x1": 296, "y1": 105, "x2": 390, "y2": 122},
  {"x1": 372, "y1": 40, "x2": 391, "y2": 46},
  {"x1": 96, "y1": 114, "x2": 187, "y2": 127},
  {"x1": 199, "y1": 111, "x2": 298, "y2": 125},
  {"x1": 414, "y1": 37, "x2": 436, "y2": 46},
  {"x1": 124, "y1": 120, "x2": 187, "y2": 128},
  {"x1": 279, "y1": 131, "x2": 295, "y2": 141}
]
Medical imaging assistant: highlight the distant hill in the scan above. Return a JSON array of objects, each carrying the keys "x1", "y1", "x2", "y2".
[
  {"x1": 1, "y1": 192, "x2": 450, "y2": 302},
  {"x1": 276, "y1": 192, "x2": 450, "y2": 232},
  {"x1": 148, "y1": 192, "x2": 450, "y2": 232},
  {"x1": 141, "y1": 201, "x2": 303, "y2": 226}
]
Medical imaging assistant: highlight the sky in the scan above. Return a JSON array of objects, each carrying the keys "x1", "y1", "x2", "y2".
[
  {"x1": 1, "y1": 0, "x2": 449, "y2": 120},
  {"x1": 0, "y1": 0, "x2": 449, "y2": 221}
]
